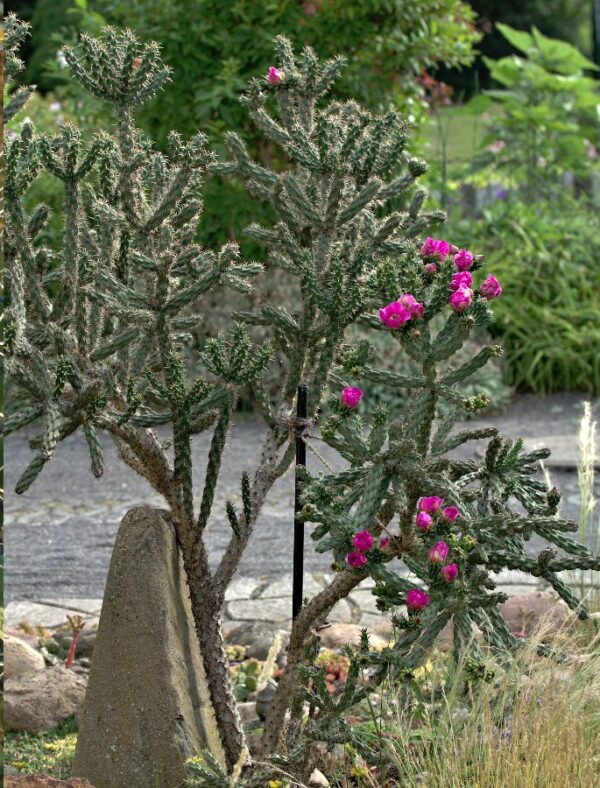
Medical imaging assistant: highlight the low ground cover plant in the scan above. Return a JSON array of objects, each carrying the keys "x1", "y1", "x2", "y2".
[{"x1": 4, "y1": 15, "x2": 600, "y2": 785}]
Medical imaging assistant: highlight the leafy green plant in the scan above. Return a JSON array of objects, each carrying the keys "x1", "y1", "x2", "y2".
[
  {"x1": 4, "y1": 716, "x2": 78, "y2": 779},
  {"x1": 231, "y1": 659, "x2": 261, "y2": 702},
  {"x1": 471, "y1": 23, "x2": 599, "y2": 201}
]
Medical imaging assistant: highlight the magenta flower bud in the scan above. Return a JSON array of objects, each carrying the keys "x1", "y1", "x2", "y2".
[
  {"x1": 441, "y1": 563, "x2": 459, "y2": 582},
  {"x1": 406, "y1": 588, "x2": 430, "y2": 610},
  {"x1": 347, "y1": 551, "x2": 368, "y2": 568},
  {"x1": 424, "y1": 262, "x2": 438, "y2": 275},
  {"x1": 341, "y1": 386, "x2": 363, "y2": 409},
  {"x1": 267, "y1": 66, "x2": 284, "y2": 85},
  {"x1": 450, "y1": 271, "x2": 473, "y2": 291},
  {"x1": 352, "y1": 530, "x2": 374, "y2": 552},
  {"x1": 479, "y1": 275, "x2": 502, "y2": 300},
  {"x1": 428, "y1": 541, "x2": 450, "y2": 563},
  {"x1": 454, "y1": 249, "x2": 474, "y2": 271},
  {"x1": 416, "y1": 511, "x2": 433, "y2": 530},
  {"x1": 398, "y1": 293, "x2": 424, "y2": 319},
  {"x1": 418, "y1": 496, "x2": 444, "y2": 513},
  {"x1": 379, "y1": 300, "x2": 412, "y2": 329},
  {"x1": 420, "y1": 237, "x2": 451, "y2": 259},
  {"x1": 442, "y1": 506, "x2": 460, "y2": 522},
  {"x1": 379, "y1": 537, "x2": 390, "y2": 549},
  {"x1": 449, "y1": 286, "x2": 473, "y2": 312}
]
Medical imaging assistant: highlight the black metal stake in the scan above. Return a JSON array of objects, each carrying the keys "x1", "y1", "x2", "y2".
[{"x1": 292, "y1": 384, "x2": 308, "y2": 620}]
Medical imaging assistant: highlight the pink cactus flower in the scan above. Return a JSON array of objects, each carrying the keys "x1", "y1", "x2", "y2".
[
  {"x1": 418, "y1": 496, "x2": 444, "y2": 513},
  {"x1": 398, "y1": 293, "x2": 424, "y2": 319},
  {"x1": 424, "y1": 262, "x2": 438, "y2": 275},
  {"x1": 420, "y1": 237, "x2": 451, "y2": 259},
  {"x1": 454, "y1": 249, "x2": 474, "y2": 271},
  {"x1": 341, "y1": 386, "x2": 363, "y2": 409},
  {"x1": 486, "y1": 139, "x2": 506, "y2": 154},
  {"x1": 450, "y1": 271, "x2": 473, "y2": 291},
  {"x1": 441, "y1": 563, "x2": 459, "y2": 582},
  {"x1": 379, "y1": 301, "x2": 412, "y2": 329},
  {"x1": 416, "y1": 511, "x2": 433, "y2": 530},
  {"x1": 479, "y1": 275, "x2": 502, "y2": 300},
  {"x1": 428, "y1": 541, "x2": 450, "y2": 563},
  {"x1": 406, "y1": 588, "x2": 431, "y2": 610},
  {"x1": 352, "y1": 530, "x2": 374, "y2": 552},
  {"x1": 449, "y1": 286, "x2": 473, "y2": 312},
  {"x1": 441, "y1": 506, "x2": 460, "y2": 522},
  {"x1": 379, "y1": 537, "x2": 390, "y2": 549},
  {"x1": 267, "y1": 66, "x2": 284, "y2": 85},
  {"x1": 347, "y1": 551, "x2": 368, "y2": 568}
]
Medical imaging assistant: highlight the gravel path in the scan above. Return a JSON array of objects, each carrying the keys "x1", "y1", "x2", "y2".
[{"x1": 4, "y1": 393, "x2": 599, "y2": 601}]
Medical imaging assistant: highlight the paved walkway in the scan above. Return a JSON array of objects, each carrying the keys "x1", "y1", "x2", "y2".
[
  {"x1": 4, "y1": 393, "x2": 599, "y2": 602},
  {"x1": 5, "y1": 568, "x2": 549, "y2": 633}
]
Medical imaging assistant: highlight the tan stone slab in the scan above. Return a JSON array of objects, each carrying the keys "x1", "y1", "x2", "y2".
[{"x1": 5, "y1": 601, "x2": 98, "y2": 629}]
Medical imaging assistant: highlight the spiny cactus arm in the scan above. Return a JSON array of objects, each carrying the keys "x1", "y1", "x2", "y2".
[
  {"x1": 99, "y1": 415, "x2": 178, "y2": 504},
  {"x1": 63, "y1": 29, "x2": 172, "y2": 106},
  {"x1": 431, "y1": 426, "x2": 498, "y2": 454},
  {"x1": 197, "y1": 396, "x2": 233, "y2": 531},
  {"x1": 4, "y1": 137, "x2": 52, "y2": 323},
  {"x1": 3, "y1": 14, "x2": 35, "y2": 123}
]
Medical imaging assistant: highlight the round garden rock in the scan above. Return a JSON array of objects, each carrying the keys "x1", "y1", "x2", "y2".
[
  {"x1": 499, "y1": 590, "x2": 571, "y2": 637},
  {"x1": 4, "y1": 633, "x2": 46, "y2": 679},
  {"x1": 4, "y1": 666, "x2": 87, "y2": 733}
]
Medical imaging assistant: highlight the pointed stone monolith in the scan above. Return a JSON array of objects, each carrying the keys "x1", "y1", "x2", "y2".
[{"x1": 72, "y1": 507, "x2": 224, "y2": 787}]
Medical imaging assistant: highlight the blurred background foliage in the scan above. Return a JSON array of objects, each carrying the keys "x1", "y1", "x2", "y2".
[{"x1": 5, "y1": 0, "x2": 600, "y2": 400}]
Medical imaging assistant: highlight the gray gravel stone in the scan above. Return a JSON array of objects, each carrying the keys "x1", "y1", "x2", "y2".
[{"x1": 227, "y1": 597, "x2": 292, "y2": 623}]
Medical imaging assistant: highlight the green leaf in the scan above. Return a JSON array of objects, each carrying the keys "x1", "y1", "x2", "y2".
[{"x1": 495, "y1": 23, "x2": 534, "y2": 57}]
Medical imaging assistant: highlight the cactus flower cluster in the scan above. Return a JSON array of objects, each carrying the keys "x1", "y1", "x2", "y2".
[
  {"x1": 416, "y1": 496, "x2": 460, "y2": 530},
  {"x1": 419, "y1": 236, "x2": 502, "y2": 311},
  {"x1": 379, "y1": 293, "x2": 424, "y2": 328},
  {"x1": 346, "y1": 529, "x2": 389, "y2": 567}
]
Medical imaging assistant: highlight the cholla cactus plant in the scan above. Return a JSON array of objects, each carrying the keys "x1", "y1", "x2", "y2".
[{"x1": 5, "y1": 18, "x2": 600, "y2": 782}]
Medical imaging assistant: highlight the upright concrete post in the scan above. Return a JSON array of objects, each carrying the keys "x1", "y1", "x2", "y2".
[{"x1": 72, "y1": 507, "x2": 224, "y2": 787}]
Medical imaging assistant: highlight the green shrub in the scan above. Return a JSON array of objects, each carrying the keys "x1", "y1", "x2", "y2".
[
  {"x1": 98, "y1": 0, "x2": 480, "y2": 253},
  {"x1": 452, "y1": 198, "x2": 600, "y2": 394},
  {"x1": 471, "y1": 24, "x2": 599, "y2": 201}
]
